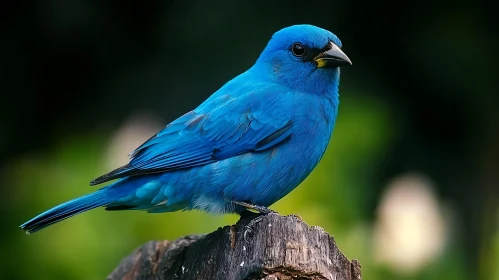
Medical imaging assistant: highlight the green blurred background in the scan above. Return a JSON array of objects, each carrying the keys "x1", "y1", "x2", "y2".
[{"x1": 1, "y1": 1, "x2": 498, "y2": 279}]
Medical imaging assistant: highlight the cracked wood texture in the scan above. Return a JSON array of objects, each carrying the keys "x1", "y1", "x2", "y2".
[{"x1": 108, "y1": 213, "x2": 361, "y2": 280}]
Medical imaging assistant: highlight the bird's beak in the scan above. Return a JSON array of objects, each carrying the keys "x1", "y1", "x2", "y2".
[{"x1": 314, "y1": 42, "x2": 352, "y2": 68}]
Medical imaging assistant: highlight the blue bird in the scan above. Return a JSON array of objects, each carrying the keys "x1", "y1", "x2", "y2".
[{"x1": 20, "y1": 24, "x2": 351, "y2": 234}]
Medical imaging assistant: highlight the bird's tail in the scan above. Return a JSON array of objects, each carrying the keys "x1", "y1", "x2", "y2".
[{"x1": 20, "y1": 188, "x2": 114, "y2": 234}]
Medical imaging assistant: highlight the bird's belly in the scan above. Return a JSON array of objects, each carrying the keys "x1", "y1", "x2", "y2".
[{"x1": 187, "y1": 134, "x2": 329, "y2": 213}]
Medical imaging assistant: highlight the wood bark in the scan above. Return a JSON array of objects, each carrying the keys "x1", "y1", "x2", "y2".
[{"x1": 108, "y1": 213, "x2": 361, "y2": 280}]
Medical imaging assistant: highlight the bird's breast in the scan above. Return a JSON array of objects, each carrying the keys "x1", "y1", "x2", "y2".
[
  {"x1": 260, "y1": 95, "x2": 338, "y2": 186},
  {"x1": 289, "y1": 94, "x2": 338, "y2": 164}
]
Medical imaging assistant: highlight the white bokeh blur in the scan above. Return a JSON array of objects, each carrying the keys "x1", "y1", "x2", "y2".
[
  {"x1": 105, "y1": 112, "x2": 164, "y2": 169},
  {"x1": 373, "y1": 172, "x2": 448, "y2": 274}
]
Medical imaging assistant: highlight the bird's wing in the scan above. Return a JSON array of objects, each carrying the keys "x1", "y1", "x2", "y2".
[{"x1": 90, "y1": 85, "x2": 294, "y2": 186}]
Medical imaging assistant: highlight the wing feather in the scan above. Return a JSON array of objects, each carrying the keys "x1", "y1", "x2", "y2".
[{"x1": 90, "y1": 84, "x2": 293, "y2": 186}]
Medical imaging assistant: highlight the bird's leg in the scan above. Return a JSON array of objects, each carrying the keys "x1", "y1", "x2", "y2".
[
  {"x1": 231, "y1": 201, "x2": 277, "y2": 241},
  {"x1": 232, "y1": 201, "x2": 274, "y2": 214}
]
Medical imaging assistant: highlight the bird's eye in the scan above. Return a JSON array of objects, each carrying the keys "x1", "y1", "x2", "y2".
[{"x1": 291, "y1": 43, "x2": 305, "y2": 57}]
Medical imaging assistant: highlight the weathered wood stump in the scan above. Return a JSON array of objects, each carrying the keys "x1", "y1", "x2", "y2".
[{"x1": 108, "y1": 213, "x2": 361, "y2": 280}]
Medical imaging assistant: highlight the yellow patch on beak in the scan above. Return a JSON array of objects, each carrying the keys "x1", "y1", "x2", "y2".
[{"x1": 315, "y1": 58, "x2": 328, "y2": 68}]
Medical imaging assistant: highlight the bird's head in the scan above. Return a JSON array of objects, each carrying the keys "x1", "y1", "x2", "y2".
[{"x1": 253, "y1": 24, "x2": 351, "y2": 96}]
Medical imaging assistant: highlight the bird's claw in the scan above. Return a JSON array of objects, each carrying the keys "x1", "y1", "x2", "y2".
[
  {"x1": 231, "y1": 201, "x2": 277, "y2": 242},
  {"x1": 243, "y1": 225, "x2": 252, "y2": 242},
  {"x1": 242, "y1": 209, "x2": 277, "y2": 242},
  {"x1": 244, "y1": 216, "x2": 264, "y2": 242}
]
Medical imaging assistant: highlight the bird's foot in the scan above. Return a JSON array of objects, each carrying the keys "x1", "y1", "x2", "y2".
[{"x1": 232, "y1": 201, "x2": 277, "y2": 242}]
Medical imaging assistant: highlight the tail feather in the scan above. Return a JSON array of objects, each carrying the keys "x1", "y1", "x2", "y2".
[{"x1": 20, "y1": 189, "x2": 112, "y2": 234}]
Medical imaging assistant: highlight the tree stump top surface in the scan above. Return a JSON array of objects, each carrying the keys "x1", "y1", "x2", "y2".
[{"x1": 108, "y1": 213, "x2": 361, "y2": 280}]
